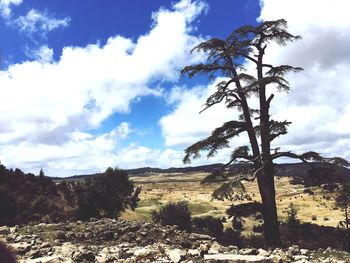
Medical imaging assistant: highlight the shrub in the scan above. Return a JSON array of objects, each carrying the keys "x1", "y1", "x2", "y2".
[
  {"x1": 151, "y1": 201, "x2": 191, "y2": 230},
  {"x1": 311, "y1": 215, "x2": 317, "y2": 221},
  {"x1": 252, "y1": 224, "x2": 264, "y2": 233},
  {"x1": 287, "y1": 203, "x2": 299, "y2": 227},
  {"x1": 220, "y1": 229, "x2": 243, "y2": 247},
  {"x1": 232, "y1": 217, "x2": 244, "y2": 231},
  {"x1": 192, "y1": 216, "x2": 223, "y2": 237},
  {"x1": 75, "y1": 168, "x2": 140, "y2": 220},
  {"x1": 243, "y1": 233, "x2": 265, "y2": 248}
]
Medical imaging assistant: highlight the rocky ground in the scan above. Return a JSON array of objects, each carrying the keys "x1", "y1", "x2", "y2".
[{"x1": 0, "y1": 219, "x2": 349, "y2": 263}]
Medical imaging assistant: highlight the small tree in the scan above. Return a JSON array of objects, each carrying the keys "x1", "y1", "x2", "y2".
[
  {"x1": 181, "y1": 19, "x2": 349, "y2": 246},
  {"x1": 286, "y1": 203, "x2": 299, "y2": 228},
  {"x1": 75, "y1": 168, "x2": 140, "y2": 220},
  {"x1": 336, "y1": 182, "x2": 350, "y2": 229}
]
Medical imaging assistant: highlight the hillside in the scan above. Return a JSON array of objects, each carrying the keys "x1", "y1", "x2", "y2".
[{"x1": 52, "y1": 162, "x2": 350, "y2": 183}]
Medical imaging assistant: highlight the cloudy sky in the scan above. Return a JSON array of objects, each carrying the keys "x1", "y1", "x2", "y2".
[{"x1": 0, "y1": 0, "x2": 349, "y2": 177}]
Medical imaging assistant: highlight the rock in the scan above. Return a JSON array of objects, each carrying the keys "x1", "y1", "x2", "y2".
[
  {"x1": 208, "y1": 241, "x2": 222, "y2": 254},
  {"x1": 198, "y1": 242, "x2": 210, "y2": 254},
  {"x1": 72, "y1": 250, "x2": 95, "y2": 262},
  {"x1": 204, "y1": 254, "x2": 273, "y2": 262},
  {"x1": 187, "y1": 249, "x2": 200, "y2": 256},
  {"x1": 102, "y1": 230, "x2": 114, "y2": 241},
  {"x1": 288, "y1": 245, "x2": 300, "y2": 255},
  {"x1": 258, "y1": 248, "x2": 269, "y2": 257},
  {"x1": 134, "y1": 247, "x2": 155, "y2": 257},
  {"x1": 9, "y1": 226, "x2": 18, "y2": 234},
  {"x1": 0, "y1": 226, "x2": 10, "y2": 235},
  {"x1": 24, "y1": 255, "x2": 68, "y2": 263},
  {"x1": 167, "y1": 248, "x2": 186, "y2": 263},
  {"x1": 11, "y1": 242, "x2": 31, "y2": 255},
  {"x1": 300, "y1": 249, "x2": 309, "y2": 256},
  {"x1": 293, "y1": 255, "x2": 309, "y2": 261},
  {"x1": 268, "y1": 254, "x2": 283, "y2": 263},
  {"x1": 189, "y1": 233, "x2": 214, "y2": 241},
  {"x1": 240, "y1": 248, "x2": 259, "y2": 255}
]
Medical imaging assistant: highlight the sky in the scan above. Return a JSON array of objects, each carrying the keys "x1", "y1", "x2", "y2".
[{"x1": 0, "y1": 0, "x2": 349, "y2": 177}]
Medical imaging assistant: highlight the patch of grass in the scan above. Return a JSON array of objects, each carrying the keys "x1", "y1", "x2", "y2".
[
  {"x1": 188, "y1": 202, "x2": 214, "y2": 215},
  {"x1": 138, "y1": 197, "x2": 163, "y2": 207}
]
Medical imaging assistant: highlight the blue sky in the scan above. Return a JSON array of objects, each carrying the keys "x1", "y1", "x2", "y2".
[{"x1": 0, "y1": 0, "x2": 349, "y2": 176}]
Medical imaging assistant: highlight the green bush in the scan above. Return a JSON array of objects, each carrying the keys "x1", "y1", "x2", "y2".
[
  {"x1": 75, "y1": 168, "x2": 140, "y2": 220},
  {"x1": 151, "y1": 201, "x2": 191, "y2": 230},
  {"x1": 192, "y1": 216, "x2": 223, "y2": 237}
]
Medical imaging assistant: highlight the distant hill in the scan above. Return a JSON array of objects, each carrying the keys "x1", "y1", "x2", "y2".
[
  {"x1": 51, "y1": 163, "x2": 225, "y2": 181},
  {"x1": 52, "y1": 162, "x2": 350, "y2": 183}
]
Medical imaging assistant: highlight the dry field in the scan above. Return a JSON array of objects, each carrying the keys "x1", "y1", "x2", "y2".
[{"x1": 121, "y1": 172, "x2": 344, "y2": 229}]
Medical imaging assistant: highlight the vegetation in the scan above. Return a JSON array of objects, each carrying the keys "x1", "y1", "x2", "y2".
[
  {"x1": 0, "y1": 164, "x2": 139, "y2": 225},
  {"x1": 151, "y1": 201, "x2": 192, "y2": 230},
  {"x1": 192, "y1": 216, "x2": 223, "y2": 237},
  {"x1": 181, "y1": 18, "x2": 349, "y2": 246},
  {"x1": 336, "y1": 182, "x2": 350, "y2": 229},
  {"x1": 74, "y1": 167, "x2": 140, "y2": 220},
  {"x1": 286, "y1": 203, "x2": 299, "y2": 228}
]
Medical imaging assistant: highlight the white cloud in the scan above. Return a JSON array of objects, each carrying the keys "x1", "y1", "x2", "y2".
[
  {"x1": 160, "y1": 0, "x2": 350, "y2": 165},
  {"x1": 13, "y1": 9, "x2": 70, "y2": 36},
  {"x1": 160, "y1": 80, "x2": 241, "y2": 148},
  {"x1": 258, "y1": 0, "x2": 350, "y2": 160},
  {"x1": 0, "y1": 0, "x2": 22, "y2": 18},
  {"x1": 29, "y1": 45, "x2": 54, "y2": 63},
  {"x1": 0, "y1": 0, "x2": 206, "y2": 176}
]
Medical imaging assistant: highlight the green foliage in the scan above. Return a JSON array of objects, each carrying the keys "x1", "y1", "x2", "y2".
[
  {"x1": 75, "y1": 168, "x2": 140, "y2": 220},
  {"x1": 336, "y1": 182, "x2": 350, "y2": 229},
  {"x1": 0, "y1": 163, "x2": 139, "y2": 225},
  {"x1": 191, "y1": 216, "x2": 223, "y2": 237},
  {"x1": 0, "y1": 164, "x2": 64, "y2": 226},
  {"x1": 286, "y1": 203, "x2": 299, "y2": 227},
  {"x1": 151, "y1": 201, "x2": 192, "y2": 230},
  {"x1": 226, "y1": 202, "x2": 263, "y2": 218},
  {"x1": 232, "y1": 217, "x2": 244, "y2": 231}
]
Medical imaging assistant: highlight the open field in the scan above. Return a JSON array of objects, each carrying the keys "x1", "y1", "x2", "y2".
[{"x1": 121, "y1": 172, "x2": 344, "y2": 229}]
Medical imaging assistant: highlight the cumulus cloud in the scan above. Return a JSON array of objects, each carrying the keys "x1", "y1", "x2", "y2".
[
  {"x1": 13, "y1": 9, "x2": 70, "y2": 36},
  {"x1": 160, "y1": 0, "x2": 350, "y2": 165},
  {"x1": 160, "y1": 80, "x2": 242, "y2": 148},
  {"x1": 258, "y1": 0, "x2": 350, "y2": 160},
  {"x1": 0, "y1": 0, "x2": 206, "y2": 176}
]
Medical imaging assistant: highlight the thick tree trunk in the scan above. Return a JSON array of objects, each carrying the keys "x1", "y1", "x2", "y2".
[
  {"x1": 257, "y1": 160, "x2": 281, "y2": 247},
  {"x1": 254, "y1": 46, "x2": 282, "y2": 247}
]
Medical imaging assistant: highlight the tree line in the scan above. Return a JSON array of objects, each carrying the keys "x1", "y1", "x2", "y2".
[{"x1": 0, "y1": 164, "x2": 140, "y2": 226}]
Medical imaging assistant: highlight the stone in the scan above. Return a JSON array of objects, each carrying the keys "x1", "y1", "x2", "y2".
[
  {"x1": 134, "y1": 247, "x2": 155, "y2": 257},
  {"x1": 293, "y1": 255, "x2": 309, "y2": 261},
  {"x1": 208, "y1": 241, "x2": 222, "y2": 254},
  {"x1": 288, "y1": 245, "x2": 300, "y2": 255},
  {"x1": 269, "y1": 254, "x2": 283, "y2": 263},
  {"x1": 300, "y1": 249, "x2": 309, "y2": 256},
  {"x1": 187, "y1": 249, "x2": 200, "y2": 256},
  {"x1": 0, "y1": 226, "x2": 10, "y2": 235},
  {"x1": 167, "y1": 248, "x2": 186, "y2": 263},
  {"x1": 258, "y1": 248, "x2": 269, "y2": 257},
  {"x1": 11, "y1": 242, "x2": 31, "y2": 255},
  {"x1": 204, "y1": 254, "x2": 273, "y2": 262},
  {"x1": 72, "y1": 250, "x2": 95, "y2": 262},
  {"x1": 240, "y1": 248, "x2": 259, "y2": 255}
]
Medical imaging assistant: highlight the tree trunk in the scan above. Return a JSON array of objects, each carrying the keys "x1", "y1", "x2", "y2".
[{"x1": 257, "y1": 160, "x2": 282, "y2": 247}]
